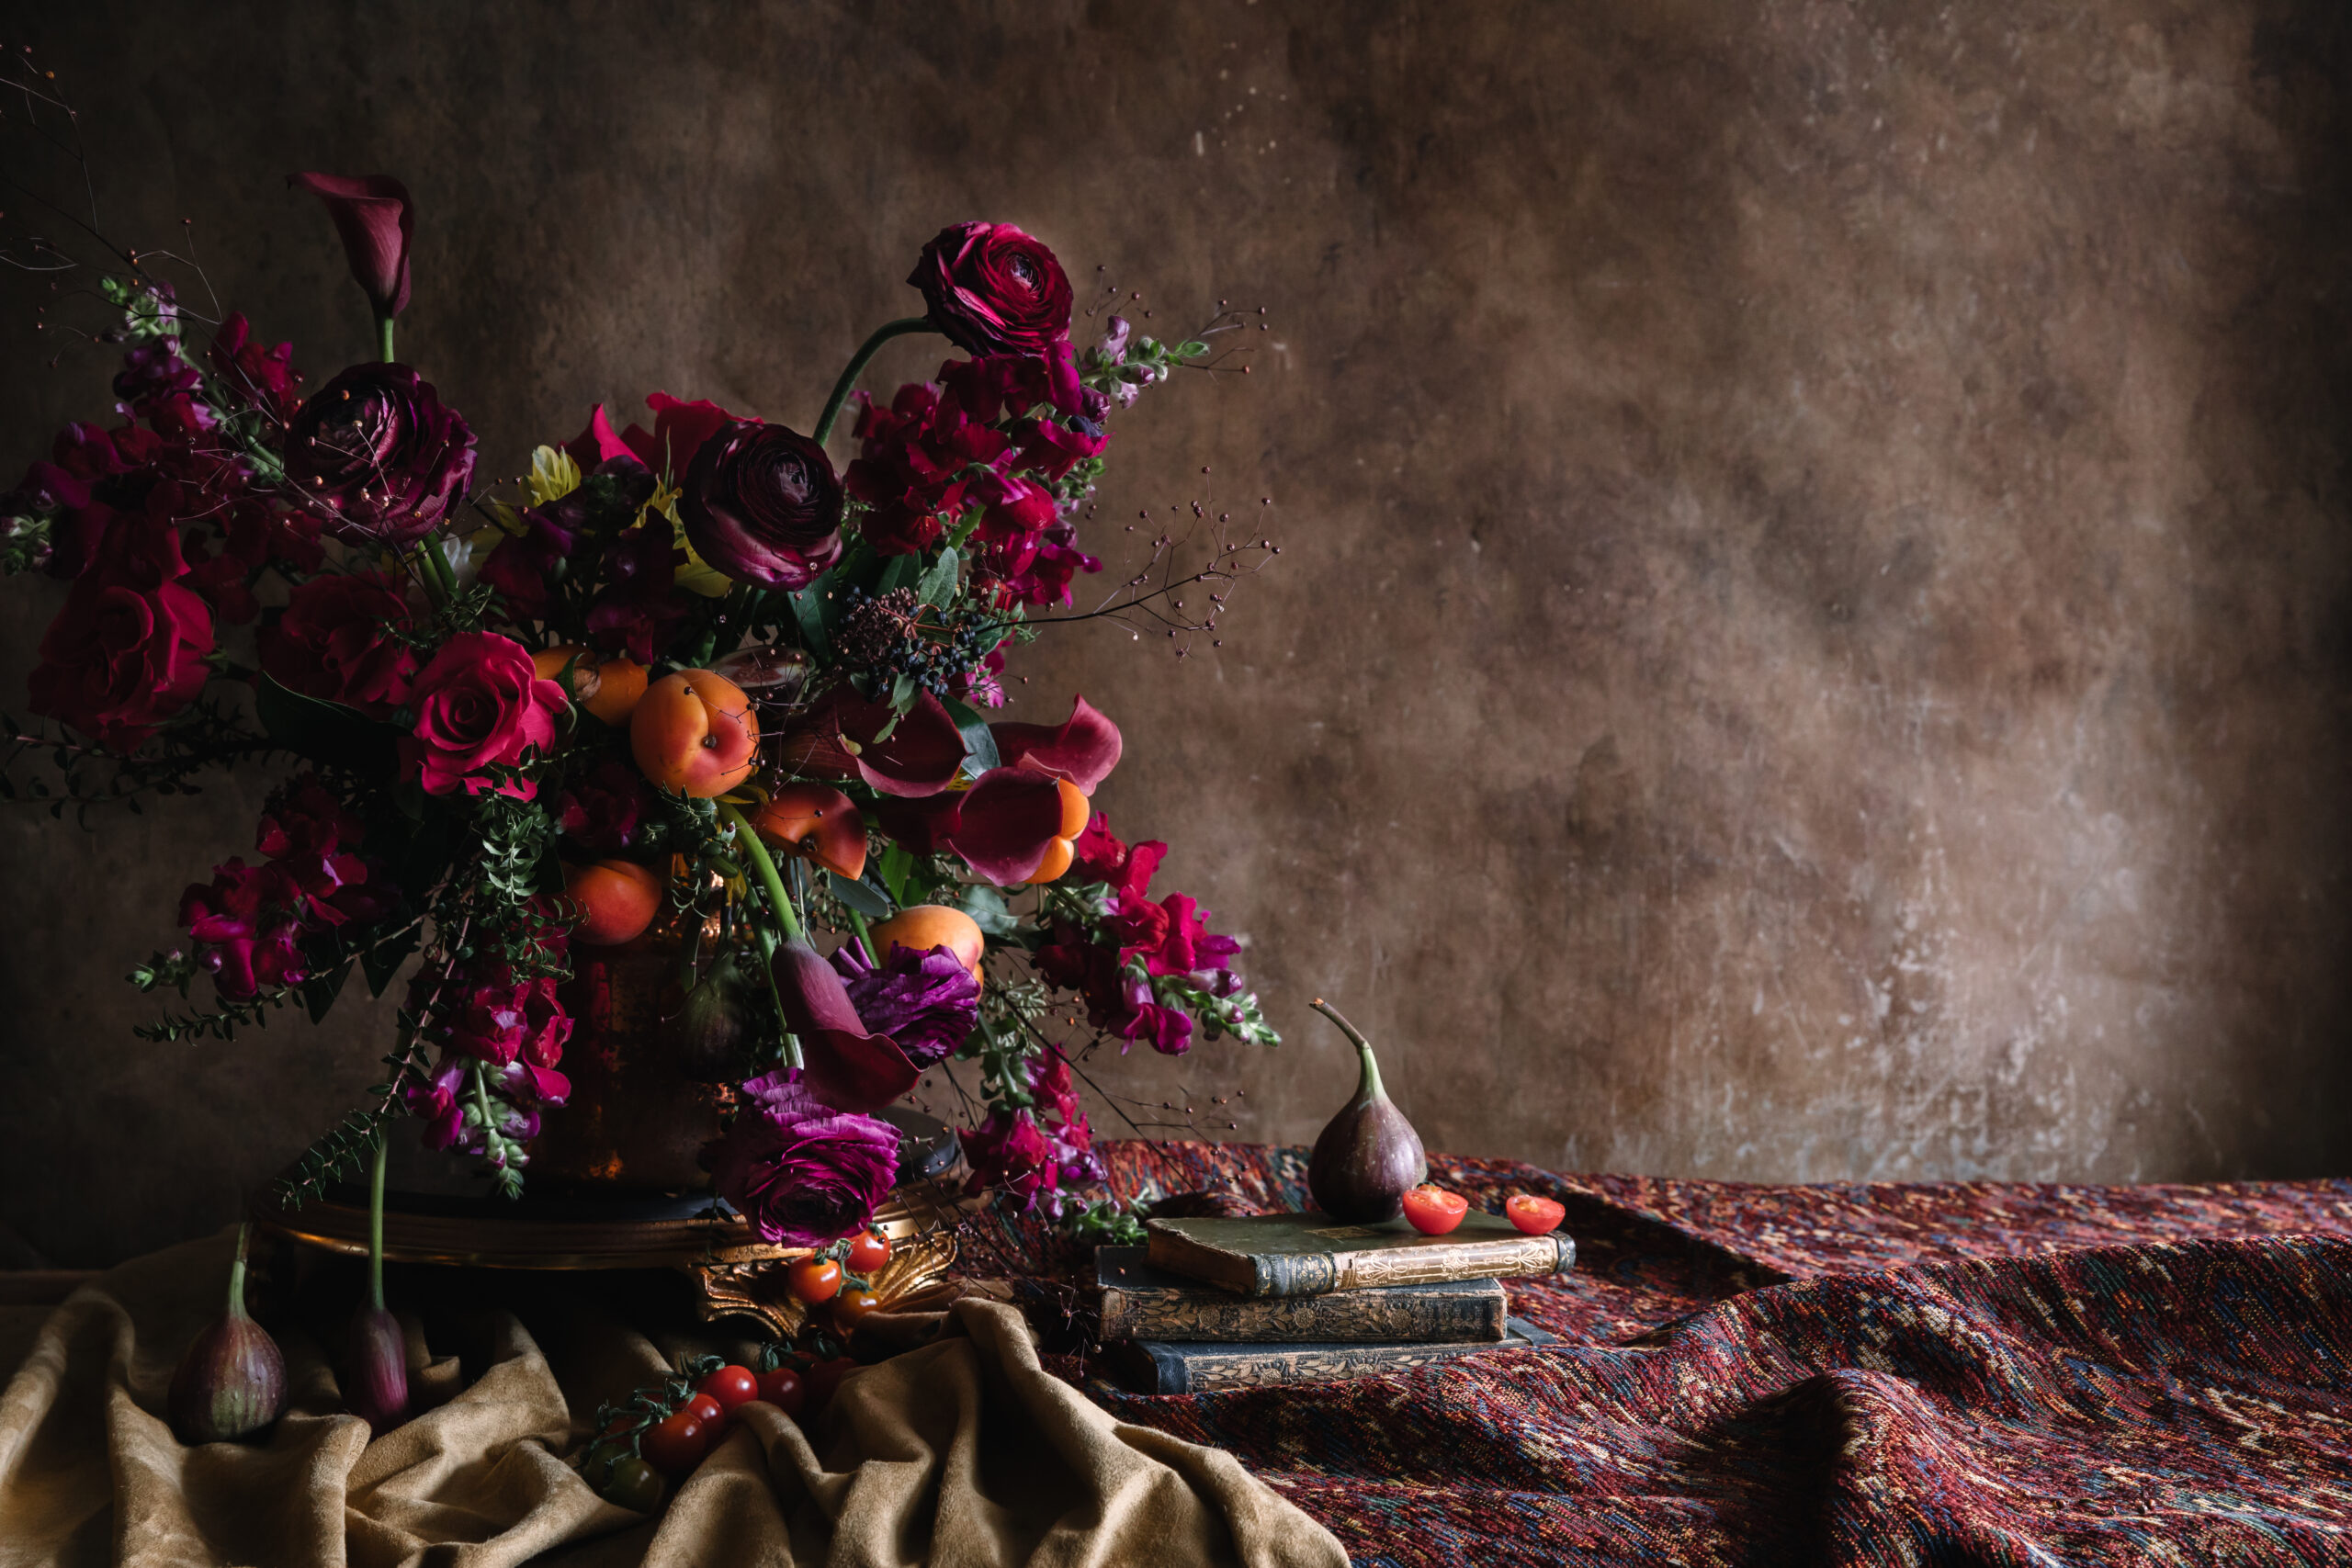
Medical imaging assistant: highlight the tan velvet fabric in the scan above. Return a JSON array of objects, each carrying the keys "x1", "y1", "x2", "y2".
[{"x1": 0, "y1": 1232, "x2": 1346, "y2": 1568}]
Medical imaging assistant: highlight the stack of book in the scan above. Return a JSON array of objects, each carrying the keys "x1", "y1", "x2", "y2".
[{"x1": 1097, "y1": 1210, "x2": 1575, "y2": 1393}]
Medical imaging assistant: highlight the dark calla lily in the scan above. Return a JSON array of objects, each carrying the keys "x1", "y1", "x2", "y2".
[
  {"x1": 288, "y1": 173, "x2": 413, "y2": 319},
  {"x1": 991, "y1": 694, "x2": 1122, "y2": 794},
  {"x1": 945, "y1": 764, "x2": 1069, "y2": 886},
  {"x1": 770, "y1": 937, "x2": 920, "y2": 1113},
  {"x1": 782, "y1": 685, "x2": 967, "y2": 798}
]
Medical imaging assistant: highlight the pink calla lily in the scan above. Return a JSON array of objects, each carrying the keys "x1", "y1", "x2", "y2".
[
  {"x1": 561, "y1": 405, "x2": 638, "y2": 468},
  {"x1": 991, "y1": 694, "x2": 1122, "y2": 794},
  {"x1": 783, "y1": 685, "x2": 967, "y2": 798},
  {"x1": 288, "y1": 173, "x2": 413, "y2": 318},
  {"x1": 771, "y1": 938, "x2": 921, "y2": 1114}
]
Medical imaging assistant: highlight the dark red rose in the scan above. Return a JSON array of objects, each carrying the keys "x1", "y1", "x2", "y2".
[
  {"x1": 399, "y1": 631, "x2": 567, "y2": 799},
  {"x1": 678, "y1": 419, "x2": 843, "y2": 590},
  {"x1": 909, "y1": 222, "x2": 1073, "y2": 357},
  {"x1": 259, "y1": 570, "x2": 419, "y2": 712},
  {"x1": 288, "y1": 173, "x2": 413, "y2": 318},
  {"x1": 26, "y1": 515, "x2": 215, "y2": 750},
  {"x1": 282, "y1": 362, "x2": 476, "y2": 547}
]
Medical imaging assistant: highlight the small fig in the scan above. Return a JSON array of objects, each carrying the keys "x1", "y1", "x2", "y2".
[
  {"x1": 167, "y1": 1222, "x2": 286, "y2": 1445},
  {"x1": 660, "y1": 953, "x2": 754, "y2": 1082},
  {"x1": 1305, "y1": 998, "x2": 1427, "y2": 1224}
]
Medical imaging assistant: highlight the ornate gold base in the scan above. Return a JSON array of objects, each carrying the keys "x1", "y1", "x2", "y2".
[{"x1": 259, "y1": 1175, "x2": 978, "y2": 1337}]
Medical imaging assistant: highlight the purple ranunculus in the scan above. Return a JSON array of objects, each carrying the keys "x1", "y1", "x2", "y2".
[
  {"x1": 710, "y1": 1071, "x2": 899, "y2": 1247},
  {"x1": 282, "y1": 362, "x2": 476, "y2": 547},
  {"x1": 908, "y1": 222, "x2": 1073, "y2": 358},
  {"x1": 678, "y1": 418, "x2": 842, "y2": 590},
  {"x1": 831, "y1": 942, "x2": 981, "y2": 1068}
]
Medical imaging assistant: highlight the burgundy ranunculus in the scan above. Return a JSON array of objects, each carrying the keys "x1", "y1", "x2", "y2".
[
  {"x1": 909, "y1": 222, "x2": 1074, "y2": 357},
  {"x1": 258, "y1": 570, "x2": 419, "y2": 713},
  {"x1": 399, "y1": 631, "x2": 567, "y2": 799},
  {"x1": 831, "y1": 942, "x2": 981, "y2": 1067},
  {"x1": 709, "y1": 1071, "x2": 899, "y2": 1247},
  {"x1": 282, "y1": 363, "x2": 476, "y2": 547},
  {"x1": 27, "y1": 515, "x2": 215, "y2": 751},
  {"x1": 678, "y1": 419, "x2": 842, "y2": 590},
  {"x1": 288, "y1": 173, "x2": 413, "y2": 318}
]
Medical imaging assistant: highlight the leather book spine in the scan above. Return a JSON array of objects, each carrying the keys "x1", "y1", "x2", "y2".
[
  {"x1": 1097, "y1": 1279, "x2": 1509, "y2": 1344},
  {"x1": 1112, "y1": 1319, "x2": 1556, "y2": 1394}
]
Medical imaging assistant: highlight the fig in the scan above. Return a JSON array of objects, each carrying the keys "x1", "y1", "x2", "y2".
[
  {"x1": 1305, "y1": 998, "x2": 1427, "y2": 1224},
  {"x1": 167, "y1": 1222, "x2": 286, "y2": 1445},
  {"x1": 341, "y1": 1134, "x2": 411, "y2": 1435},
  {"x1": 660, "y1": 953, "x2": 754, "y2": 1082}
]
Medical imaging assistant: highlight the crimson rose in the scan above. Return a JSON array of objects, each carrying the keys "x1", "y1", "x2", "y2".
[
  {"x1": 258, "y1": 570, "x2": 418, "y2": 712},
  {"x1": 27, "y1": 516, "x2": 215, "y2": 750},
  {"x1": 678, "y1": 419, "x2": 843, "y2": 589},
  {"x1": 282, "y1": 362, "x2": 476, "y2": 547},
  {"x1": 399, "y1": 631, "x2": 567, "y2": 799},
  {"x1": 909, "y1": 222, "x2": 1073, "y2": 357}
]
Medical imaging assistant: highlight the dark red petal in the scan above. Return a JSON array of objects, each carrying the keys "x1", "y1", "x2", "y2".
[
  {"x1": 288, "y1": 173, "x2": 413, "y2": 316},
  {"x1": 990, "y1": 694, "x2": 1122, "y2": 795},
  {"x1": 788, "y1": 687, "x2": 967, "y2": 799},
  {"x1": 946, "y1": 766, "x2": 1067, "y2": 886},
  {"x1": 770, "y1": 940, "x2": 919, "y2": 1113}
]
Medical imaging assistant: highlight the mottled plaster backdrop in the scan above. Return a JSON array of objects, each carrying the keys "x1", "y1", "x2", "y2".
[{"x1": 1, "y1": 2, "x2": 2347, "y2": 1265}]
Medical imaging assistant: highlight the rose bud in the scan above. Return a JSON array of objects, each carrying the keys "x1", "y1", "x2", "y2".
[
  {"x1": 677, "y1": 419, "x2": 843, "y2": 590},
  {"x1": 908, "y1": 222, "x2": 1074, "y2": 356},
  {"x1": 167, "y1": 1224, "x2": 287, "y2": 1445},
  {"x1": 283, "y1": 363, "x2": 478, "y2": 547}
]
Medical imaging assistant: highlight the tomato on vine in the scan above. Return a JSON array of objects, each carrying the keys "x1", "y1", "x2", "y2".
[
  {"x1": 845, "y1": 1231, "x2": 892, "y2": 1273},
  {"x1": 789, "y1": 1257, "x2": 843, "y2": 1303},
  {"x1": 833, "y1": 1287, "x2": 883, "y2": 1331},
  {"x1": 639, "y1": 1409, "x2": 707, "y2": 1476},
  {"x1": 753, "y1": 1364, "x2": 806, "y2": 1416},
  {"x1": 698, "y1": 1364, "x2": 760, "y2": 1417},
  {"x1": 602, "y1": 1453, "x2": 663, "y2": 1511}
]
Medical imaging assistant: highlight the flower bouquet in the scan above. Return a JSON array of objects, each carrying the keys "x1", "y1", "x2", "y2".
[{"x1": 0, "y1": 162, "x2": 1280, "y2": 1255}]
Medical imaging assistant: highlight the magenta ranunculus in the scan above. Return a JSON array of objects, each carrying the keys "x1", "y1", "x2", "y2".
[
  {"x1": 399, "y1": 631, "x2": 567, "y2": 799},
  {"x1": 678, "y1": 419, "x2": 842, "y2": 590},
  {"x1": 282, "y1": 362, "x2": 476, "y2": 547},
  {"x1": 909, "y1": 222, "x2": 1074, "y2": 357},
  {"x1": 709, "y1": 1071, "x2": 899, "y2": 1247},
  {"x1": 27, "y1": 514, "x2": 215, "y2": 751},
  {"x1": 288, "y1": 173, "x2": 413, "y2": 318},
  {"x1": 258, "y1": 570, "x2": 419, "y2": 712},
  {"x1": 831, "y1": 942, "x2": 980, "y2": 1067}
]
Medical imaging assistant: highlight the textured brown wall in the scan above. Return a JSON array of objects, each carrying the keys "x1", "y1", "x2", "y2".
[{"x1": 2, "y1": 3, "x2": 2347, "y2": 1266}]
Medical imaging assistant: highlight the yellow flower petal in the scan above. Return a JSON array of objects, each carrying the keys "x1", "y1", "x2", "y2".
[{"x1": 526, "y1": 446, "x2": 581, "y2": 506}]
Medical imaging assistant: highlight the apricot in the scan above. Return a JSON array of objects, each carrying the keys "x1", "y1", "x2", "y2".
[
  {"x1": 630, "y1": 670, "x2": 760, "y2": 798},
  {"x1": 1030, "y1": 837, "x2": 1075, "y2": 884},
  {"x1": 532, "y1": 646, "x2": 650, "y2": 728},
  {"x1": 564, "y1": 859, "x2": 665, "y2": 945},
  {"x1": 868, "y1": 904, "x2": 986, "y2": 983},
  {"x1": 752, "y1": 783, "x2": 867, "y2": 879},
  {"x1": 1024, "y1": 779, "x2": 1089, "y2": 885}
]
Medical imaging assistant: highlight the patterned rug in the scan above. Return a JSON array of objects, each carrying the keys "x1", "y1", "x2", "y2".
[{"x1": 970, "y1": 1142, "x2": 2352, "y2": 1566}]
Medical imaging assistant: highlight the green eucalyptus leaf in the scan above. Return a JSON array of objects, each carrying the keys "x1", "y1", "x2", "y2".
[
  {"x1": 825, "y1": 870, "x2": 892, "y2": 919},
  {"x1": 876, "y1": 553, "x2": 920, "y2": 594},
  {"x1": 917, "y1": 547, "x2": 960, "y2": 608},
  {"x1": 959, "y1": 884, "x2": 1021, "y2": 939}
]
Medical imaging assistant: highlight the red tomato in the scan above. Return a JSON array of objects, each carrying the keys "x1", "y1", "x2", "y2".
[
  {"x1": 833, "y1": 1287, "x2": 883, "y2": 1331},
  {"x1": 845, "y1": 1231, "x2": 892, "y2": 1273},
  {"x1": 1400, "y1": 1185, "x2": 1469, "y2": 1236},
  {"x1": 639, "y1": 1409, "x2": 706, "y2": 1476},
  {"x1": 698, "y1": 1364, "x2": 760, "y2": 1417},
  {"x1": 682, "y1": 1392, "x2": 725, "y2": 1430},
  {"x1": 1506, "y1": 1194, "x2": 1566, "y2": 1235},
  {"x1": 788, "y1": 1257, "x2": 843, "y2": 1303},
  {"x1": 753, "y1": 1365, "x2": 806, "y2": 1416},
  {"x1": 803, "y1": 1356, "x2": 856, "y2": 1417}
]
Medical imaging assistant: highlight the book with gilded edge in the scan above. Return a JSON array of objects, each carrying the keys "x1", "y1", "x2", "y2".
[
  {"x1": 1144, "y1": 1211, "x2": 1576, "y2": 1298},
  {"x1": 1104, "y1": 1317, "x2": 1558, "y2": 1394},
  {"x1": 1095, "y1": 1247, "x2": 1508, "y2": 1344}
]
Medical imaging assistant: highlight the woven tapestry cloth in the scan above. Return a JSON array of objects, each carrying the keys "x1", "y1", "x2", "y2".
[{"x1": 972, "y1": 1143, "x2": 2352, "y2": 1567}]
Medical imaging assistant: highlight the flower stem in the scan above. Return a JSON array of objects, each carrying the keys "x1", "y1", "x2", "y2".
[
  {"x1": 416, "y1": 537, "x2": 458, "y2": 608},
  {"x1": 227, "y1": 1220, "x2": 252, "y2": 1320},
  {"x1": 719, "y1": 801, "x2": 804, "y2": 942},
  {"x1": 376, "y1": 311, "x2": 396, "y2": 366},
  {"x1": 367, "y1": 1131, "x2": 389, "y2": 1313},
  {"x1": 1309, "y1": 998, "x2": 1385, "y2": 1101},
  {"x1": 813, "y1": 317, "x2": 937, "y2": 447}
]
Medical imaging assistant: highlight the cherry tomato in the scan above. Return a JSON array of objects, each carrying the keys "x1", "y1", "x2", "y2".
[
  {"x1": 682, "y1": 1392, "x2": 725, "y2": 1430},
  {"x1": 639, "y1": 1408, "x2": 707, "y2": 1477},
  {"x1": 833, "y1": 1287, "x2": 883, "y2": 1331},
  {"x1": 698, "y1": 1363, "x2": 760, "y2": 1417},
  {"x1": 803, "y1": 1356, "x2": 856, "y2": 1416},
  {"x1": 753, "y1": 1365, "x2": 806, "y2": 1416},
  {"x1": 1506, "y1": 1193, "x2": 1566, "y2": 1235},
  {"x1": 788, "y1": 1257, "x2": 843, "y2": 1303},
  {"x1": 601, "y1": 1452, "x2": 663, "y2": 1511},
  {"x1": 1400, "y1": 1184, "x2": 1469, "y2": 1236},
  {"x1": 845, "y1": 1231, "x2": 892, "y2": 1273}
]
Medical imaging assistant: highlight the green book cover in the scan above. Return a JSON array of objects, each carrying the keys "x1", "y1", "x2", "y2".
[
  {"x1": 1145, "y1": 1210, "x2": 1575, "y2": 1298},
  {"x1": 1096, "y1": 1247, "x2": 1508, "y2": 1343},
  {"x1": 1105, "y1": 1317, "x2": 1559, "y2": 1394}
]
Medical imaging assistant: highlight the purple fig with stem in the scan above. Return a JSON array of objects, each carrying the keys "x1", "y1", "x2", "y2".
[
  {"x1": 167, "y1": 1221, "x2": 286, "y2": 1444},
  {"x1": 1306, "y1": 998, "x2": 1428, "y2": 1224},
  {"x1": 341, "y1": 1131, "x2": 410, "y2": 1435}
]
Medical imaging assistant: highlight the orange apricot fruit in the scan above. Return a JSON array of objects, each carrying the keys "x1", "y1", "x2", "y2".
[
  {"x1": 867, "y1": 904, "x2": 986, "y2": 983},
  {"x1": 532, "y1": 646, "x2": 650, "y2": 728},
  {"x1": 564, "y1": 859, "x2": 665, "y2": 946},
  {"x1": 630, "y1": 670, "x2": 760, "y2": 798},
  {"x1": 752, "y1": 783, "x2": 867, "y2": 880}
]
